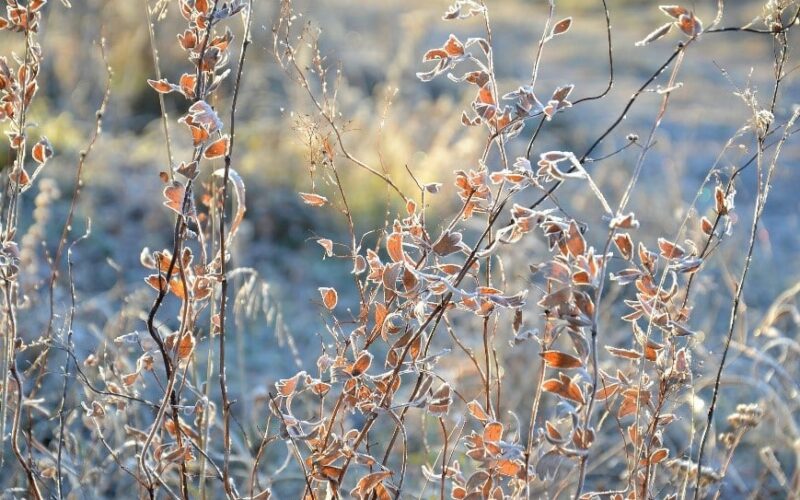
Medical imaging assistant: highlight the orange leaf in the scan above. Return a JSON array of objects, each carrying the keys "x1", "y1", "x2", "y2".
[
  {"x1": 299, "y1": 192, "x2": 328, "y2": 207},
  {"x1": 540, "y1": 350, "x2": 583, "y2": 369},
  {"x1": 203, "y1": 135, "x2": 229, "y2": 159},
  {"x1": 565, "y1": 221, "x2": 585, "y2": 257},
  {"x1": 163, "y1": 181, "x2": 186, "y2": 215},
  {"x1": 176, "y1": 333, "x2": 195, "y2": 360},
  {"x1": 649, "y1": 448, "x2": 669, "y2": 464},
  {"x1": 31, "y1": 137, "x2": 52, "y2": 164},
  {"x1": 467, "y1": 400, "x2": 490, "y2": 423},
  {"x1": 552, "y1": 17, "x2": 572, "y2": 36},
  {"x1": 349, "y1": 350, "x2": 373, "y2": 377},
  {"x1": 613, "y1": 233, "x2": 633, "y2": 260},
  {"x1": 319, "y1": 287, "x2": 338, "y2": 310},
  {"x1": 386, "y1": 232, "x2": 404, "y2": 262},
  {"x1": 483, "y1": 421, "x2": 503, "y2": 442},
  {"x1": 147, "y1": 78, "x2": 174, "y2": 94}
]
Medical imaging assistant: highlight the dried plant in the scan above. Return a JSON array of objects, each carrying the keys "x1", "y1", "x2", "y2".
[{"x1": 0, "y1": 0, "x2": 799, "y2": 499}]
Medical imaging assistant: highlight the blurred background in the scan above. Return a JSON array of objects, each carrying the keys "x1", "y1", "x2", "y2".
[{"x1": 4, "y1": 0, "x2": 800, "y2": 496}]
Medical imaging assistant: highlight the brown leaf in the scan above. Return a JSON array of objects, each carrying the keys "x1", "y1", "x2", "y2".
[
  {"x1": 700, "y1": 216, "x2": 714, "y2": 235},
  {"x1": 483, "y1": 421, "x2": 503, "y2": 442},
  {"x1": 606, "y1": 346, "x2": 642, "y2": 360},
  {"x1": 552, "y1": 17, "x2": 572, "y2": 36},
  {"x1": 659, "y1": 5, "x2": 689, "y2": 18},
  {"x1": 317, "y1": 238, "x2": 333, "y2": 257},
  {"x1": 203, "y1": 135, "x2": 229, "y2": 159},
  {"x1": 387, "y1": 232, "x2": 404, "y2": 262},
  {"x1": 467, "y1": 400, "x2": 490, "y2": 423},
  {"x1": 540, "y1": 350, "x2": 583, "y2": 369},
  {"x1": 319, "y1": 287, "x2": 338, "y2": 310},
  {"x1": 176, "y1": 333, "x2": 195, "y2": 360},
  {"x1": 443, "y1": 34, "x2": 465, "y2": 56},
  {"x1": 649, "y1": 448, "x2": 669, "y2": 464},
  {"x1": 428, "y1": 383, "x2": 452, "y2": 416},
  {"x1": 163, "y1": 181, "x2": 186, "y2": 215},
  {"x1": 595, "y1": 382, "x2": 620, "y2": 401},
  {"x1": 276, "y1": 372, "x2": 303, "y2": 396},
  {"x1": 31, "y1": 137, "x2": 52, "y2": 164},
  {"x1": 614, "y1": 233, "x2": 634, "y2": 260},
  {"x1": 351, "y1": 471, "x2": 392, "y2": 499},
  {"x1": 565, "y1": 221, "x2": 585, "y2": 257},
  {"x1": 677, "y1": 13, "x2": 702, "y2": 36},
  {"x1": 147, "y1": 78, "x2": 175, "y2": 94},
  {"x1": 658, "y1": 238, "x2": 685, "y2": 259},
  {"x1": 299, "y1": 192, "x2": 328, "y2": 207},
  {"x1": 714, "y1": 186, "x2": 728, "y2": 215},
  {"x1": 145, "y1": 274, "x2": 167, "y2": 293},
  {"x1": 350, "y1": 350, "x2": 373, "y2": 377},
  {"x1": 432, "y1": 231, "x2": 465, "y2": 256}
]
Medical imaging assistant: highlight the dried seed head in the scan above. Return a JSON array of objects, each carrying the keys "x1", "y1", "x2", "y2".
[{"x1": 726, "y1": 403, "x2": 765, "y2": 430}]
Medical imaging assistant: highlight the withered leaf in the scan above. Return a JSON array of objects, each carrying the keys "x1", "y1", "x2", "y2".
[
  {"x1": 387, "y1": 232, "x2": 404, "y2": 262},
  {"x1": 700, "y1": 216, "x2": 714, "y2": 235},
  {"x1": 565, "y1": 221, "x2": 585, "y2": 257},
  {"x1": 657, "y1": 238, "x2": 685, "y2": 259},
  {"x1": 636, "y1": 22, "x2": 673, "y2": 46},
  {"x1": 147, "y1": 78, "x2": 175, "y2": 94},
  {"x1": 316, "y1": 238, "x2": 333, "y2": 257},
  {"x1": 428, "y1": 383, "x2": 452, "y2": 416},
  {"x1": 299, "y1": 192, "x2": 328, "y2": 207},
  {"x1": 467, "y1": 400, "x2": 490, "y2": 423},
  {"x1": 606, "y1": 345, "x2": 642, "y2": 360},
  {"x1": 483, "y1": 421, "x2": 503, "y2": 442},
  {"x1": 163, "y1": 181, "x2": 186, "y2": 215},
  {"x1": 203, "y1": 135, "x2": 229, "y2": 159},
  {"x1": 432, "y1": 231, "x2": 465, "y2": 256},
  {"x1": 350, "y1": 350, "x2": 373, "y2": 377},
  {"x1": 318, "y1": 287, "x2": 338, "y2": 310},
  {"x1": 614, "y1": 233, "x2": 634, "y2": 260},
  {"x1": 31, "y1": 137, "x2": 52, "y2": 164},
  {"x1": 659, "y1": 5, "x2": 689, "y2": 18},
  {"x1": 540, "y1": 350, "x2": 583, "y2": 369},
  {"x1": 552, "y1": 17, "x2": 572, "y2": 36}
]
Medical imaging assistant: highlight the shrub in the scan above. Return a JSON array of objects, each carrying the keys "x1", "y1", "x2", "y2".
[{"x1": 0, "y1": 0, "x2": 799, "y2": 499}]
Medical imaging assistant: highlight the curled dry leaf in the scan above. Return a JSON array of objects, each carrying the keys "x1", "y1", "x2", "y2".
[
  {"x1": 350, "y1": 350, "x2": 373, "y2": 377},
  {"x1": 636, "y1": 23, "x2": 673, "y2": 46},
  {"x1": 606, "y1": 345, "x2": 642, "y2": 360},
  {"x1": 658, "y1": 238, "x2": 685, "y2": 259},
  {"x1": 317, "y1": 238, "x2": 333, "y2": 257},
  {"x1": 163, "y1": 181, "x2": 186, "y2": 215},
  {"x1": 542, "y1": 373, "x2": 585, "y2": 404},
  {"x1": 351, "y1": 471, "x2": 393, "y2": 499},
  {"x1": 700, "y1": 216, "x2": 714, "y2": 235},
  {"x1": 387, "y1": 231, "x2": 404, "y2": 262},
  {"x1": 319, "y1": 287, "x2": 338, "y2": 310},
  {"x1": 467, "y1": 400, "x2": 490, "y2": 423},
  {"x1": 428, "y1": 383, "x2": 452, "y2": 416},
  {"x1": 203, "y1": 135, "x2": 229, "y2": 159},
  {"x1": 147, "y1": 78, "x2": 175, "y2": 94},
  {"x1": 299, "y1": 192, "x2": 328, "y2": 207},
  {"x1": 483, "y1": 421, "x2": 503, "y2": 442},
  {"x1": 659, "y1": 5, "x2": 689, "y2": 18},
  {"x1": 176, "y1": 333, "x2": 195, "y2": 360},
  {"x1": 31, "y1": 137, "x2": 52, "y2": 163},
  {"x1": 552, "y1": 17, "x2": 572, "y2": 36},
  {"x1": 614, "y1": 233, "x2": 634, "y2": 260},
  {"x1": 540, "y1": 350, "x2": 583, "y2": 369}
]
